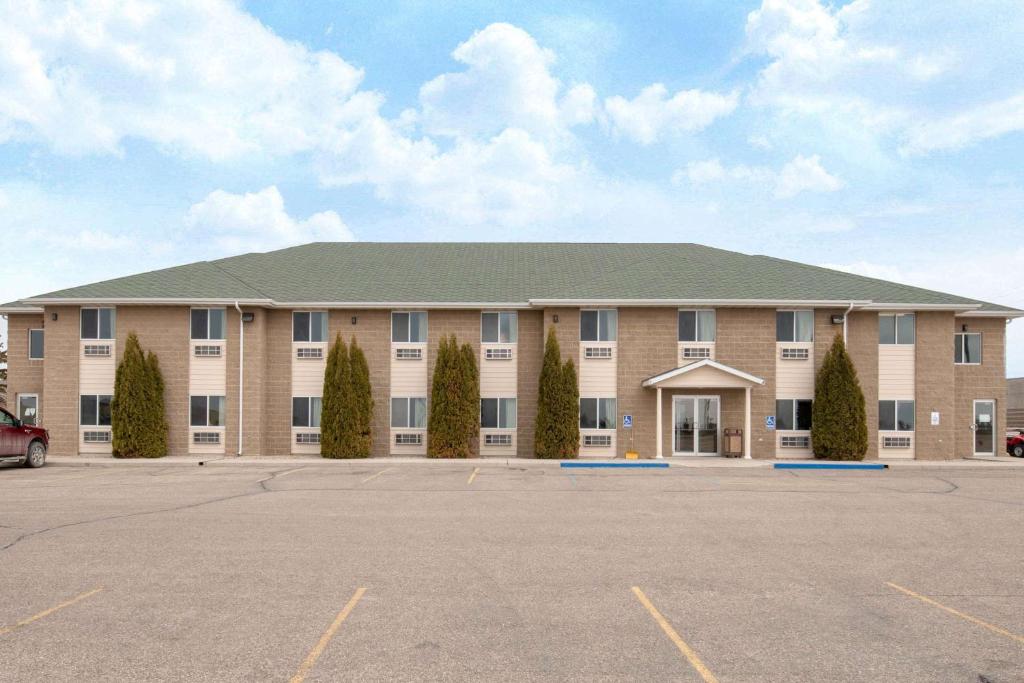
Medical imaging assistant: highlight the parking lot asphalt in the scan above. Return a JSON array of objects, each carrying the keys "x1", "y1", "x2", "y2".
[{"x1": 1, "y1": 462, "x2": 1023, "y2": 682}]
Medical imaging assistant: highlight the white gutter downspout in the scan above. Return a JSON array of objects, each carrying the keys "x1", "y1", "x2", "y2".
[
  {"x1": 843, "y1": 302, "x2": 855, "y2": 344},
  {"x1": 234, "y1": 301, "x2": 244, "y2": 456}
]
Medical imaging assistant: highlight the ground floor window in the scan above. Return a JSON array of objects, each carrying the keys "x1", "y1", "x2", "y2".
[
  {"x1": 580, "y1": 398, "x2": 616, "y2": 430},
  {"x1": 879, "y1": 400, "x2": 914, "y2": 431},
  {"x1": 80, "y1": 395, "x2": 112, "y2": 426},
  {"x1": 190, "y1": 396, "x2": 226, "y2": 427},
  {"x1": 775, "y1": 399, "x2": 812, "y2": 431},
  {"x1": 481, "y1": 398, "x2": 517, "y2": 429},
  {"x1": 292, "y1": 397, "x2": 322, "y2": 428},
  {"x1": 391, "y1": 397, "x2": 427, "y2": 429}
]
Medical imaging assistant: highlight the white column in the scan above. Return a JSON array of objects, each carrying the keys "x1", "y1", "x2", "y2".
[
  {"x1": 744, "y1": 386, "x2": 752, "y2": 459},
  {"x1": 655, "y1": 387, "x2": 663, "y2": 459}
]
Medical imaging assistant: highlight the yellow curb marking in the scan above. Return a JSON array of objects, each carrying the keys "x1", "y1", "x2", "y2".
[
  {"x1": 360, "y1": 468, "x2": 392, "y2": 484},
  {"x1": 0, "y1": 587, "x2": 104, "y2": 636},
  {"x1": 886, "y1": 582, "x2": 1024, "y2": 646},
  {"x1": 467, "y1": 467, "x2": 480, "y2": 485},
  {"x1": 289, "y1": 587, "x2": 367, "y2": 683},
  {"x1": 631, "y1": 587, "x2": 719, "y2": 683}
]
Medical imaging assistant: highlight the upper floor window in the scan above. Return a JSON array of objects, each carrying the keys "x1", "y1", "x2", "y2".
[
  {"x1": 581, "y1": 309, "x2": 617, "y2": 342},
  {"x1": 293, "y1": 312, "x2": 327, "y2": 343},
  {"x1": 776, "y1": 310, "x2": 813, "y2": 342},
  {"x1": 392, "y1": 312, "x2": 427, "y2": 343},
  {"x1": 81, "y1": 308, "x2": 115, "y2": 340},
  {"x1": 191, "y1": 308, "x2": 226, "y2": 340},
  {"x1": 775, "y1": 399, "x2": 812, "y2": 431},
  {"x1": 580, "y1": 398, "x2": 616, "y2": 430},
  {"x1": 80, "y1": 395, "x2": 112, "y2": 426},
  {"x1": 481, "y1": 398, "x2": 517, "y2": 429},
  {"x1": 292, "y1": 397, "x2": 322, "y2": 428},
  {"x1": 482, "y1": 312, "x2": 517, "y2": 343},
  {"x1": 678, "y1": 310, "x2": 715, "y2": 342},
  {"x1": 879, "y1": 400, "x2": 915, "y2": 431},
  {"x1": 879, "y1": 313, "x2": 915, "y2": 344},
  {"x1": 28, "y1": 329, "x2": 44, "y2": 359},
  {"x1": 190, "y1": 395, "x2": 226, "y2": 427},
  {"x1": 954, "y1": 332, "x2": 982, "y2": 364}
]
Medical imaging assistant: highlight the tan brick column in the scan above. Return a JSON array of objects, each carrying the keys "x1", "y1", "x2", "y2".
[
  {"x1": 916, "y1": 311, "x2": 956, "y2": 459},
  {"x1": 516, "y1": 310, "x2": 544, "y2": 458},
  {"x1": 954, "y1": 317, "x2": 1007, "y2": 457},
  {"x1": 41, "y1": 306, "x2": 80, "y2": 455},
  {"x1": 5, "y1": 313, "x2": 45, "y2": 416},
  {"x1": 616, "y1": 307, "x2": 676, "y2": 458},
  {"x1": 328, "y1": 309, "x2": 391, "y2": 457},
  {"x1": 715, "y1": 308, "x2": 776, "y2": 458}
]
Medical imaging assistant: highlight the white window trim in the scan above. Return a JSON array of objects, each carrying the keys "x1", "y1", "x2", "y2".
[
  {"x1": 954, "y1": 332, "x2": 982, "y2": 365},
  {"x1": 390, "y1": 397, "x2": 427, "y2": 430},
  {"x1": 80, "y1": 394, "x2": 113, "y2": 427},
  {"x1": 879, "y1": 399, "x2": 916, "y2": 432},
  {"x1": 17, "y1": 393, "x2": 39, "y2": 424},
  {"x1": 391, "y1": 311, "x2": 428, "y2": 344},
  {"x1": 190, "y1": 395, "x2": 226, "y2": 428},
  {"x1": 878, "y1": 313, "x2": 915, "y2": 345},
  {"x1": 775, "y1": 399, "x2": 812, "y2": 432},
  {"x1": 80, "y1": 307, "x2": 115, "y2": 341},
  {"x1": 292, "y1": 396, "x2": 322, "y2": 429},
  {"x1": 677, "y1": 309, "x2": 716, "y2": 343},
  {"x1": 580, "y1": 397, "x2": 617, "y2": 431},
  {"x1": 292, "y1": 311, "x2": 328, "y2": 343},
  {"x1": 481, "y1": 397, "x2": 517, "y2": 430},
  {"x1": 580, "y1": 309, "x2": 617, "y2": 343},
  {"x1": 28, "y1": 328, "x2": 44, "y2": 360},
  {"x1": 190, "y1": 307, "x2": 226, "y2": 341},
  {"x1": 481, "y1": 311, "x2": 518, "y2": 344},
  {"x1": 776, "y1": 309, "x2": 814, "y2": 343}
]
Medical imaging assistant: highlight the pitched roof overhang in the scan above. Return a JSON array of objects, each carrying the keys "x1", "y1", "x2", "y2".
[{"x1": 641, "y1": 359, "x2": 766, "y2": 388}]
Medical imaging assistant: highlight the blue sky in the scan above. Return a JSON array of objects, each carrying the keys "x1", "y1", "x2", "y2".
[{"x1": 0, "y1": 0, "x2": 1022, "y2": 373}]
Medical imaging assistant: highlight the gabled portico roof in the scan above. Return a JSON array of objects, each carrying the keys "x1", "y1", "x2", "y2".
[{"x1": 641, "y1": 359, "x2": 766, "y2": 388}]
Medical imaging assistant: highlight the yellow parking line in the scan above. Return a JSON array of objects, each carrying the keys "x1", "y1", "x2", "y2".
[
  {"x1": 0, "y1": 587, "x2": 104, "y2": 636},
  {"x1": 360, "y1": 468, "x2": 392, "y2": 485},
  {"x1": 467, "y1": 467, "x2": 480, "y2": 485},
  {"x1": 886, "y1": 582, "x2": 1024, "y2": 645},
  {"x1": 631, "y1": 587, "x2": 719, "y2": 683},
  {"x1": 289, "y1": 587, "x2": 367, "y2": 683}
]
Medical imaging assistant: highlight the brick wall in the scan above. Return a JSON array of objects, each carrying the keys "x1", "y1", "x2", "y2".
[
  {"x1": 5, "y1": 314, "x2": 44, "y2": 418},
  {"x1": 954, "y1": 317, "x2": 1007, "y2": 456},
  {"x1": 542, "y1": 308, "x2": 580, "y2": 365},
  {"x1": 516, "y1": 310, "x2": 543, "y2": 457},
  {"x1": 616, "y1": 308, "x2": 677, "y2": 457},
  {"x1": 41, "y1": 306, "x2": 80, "y2": 455},
  {"x1": 845, "y1": 311, "x2": 879, "y2": 459},
  {"x1": 715, "y1": 308, "x2": 776, "y2": 458},
  {"x1": 258, "y1": 309, "x2": 291, "y2": 455},
  {"x1": 915, "y1": 312, "x2": 956, "y2": 459},
  {"x1": 329, "y1": 309, "x2": 391, "y2": 457}
]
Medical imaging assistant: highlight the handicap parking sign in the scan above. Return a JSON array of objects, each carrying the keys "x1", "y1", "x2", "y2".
[
  {"x1": 765, "y1": 415, "x2": 776, "y2": 430},
  {"x1": 622, "y1": 414, "x2": 633, "y2": 429}
]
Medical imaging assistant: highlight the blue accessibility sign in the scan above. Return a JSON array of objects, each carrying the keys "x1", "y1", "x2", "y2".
[
  {"x1": 622, "y1": 414, "x2": 633, "y2": 429},
  {"x1": 765, "y1": 415, "x2": 776, "y2": 430}
]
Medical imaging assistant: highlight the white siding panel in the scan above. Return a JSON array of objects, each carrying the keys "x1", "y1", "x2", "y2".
[
  {"x1": 480, "y1": 429, "x2": 517, "y2": 456},
  {"x1": 677, "y1": 342, "x2": 716, "y2": 364},
  {"x1": 292, "y1": 342, "x2": 327, "y2": 395},
  {"x1": 878, "y1": 430, "x2": 915, "y2": 459},
  {"x1": 579, "y1": 342, "x2": 617, "y2": 395},
  {"x1": 775, "y1": 342, "x2": 814, "y2": 399},
  {"x1": 878, "y1": 345, "x2": 915, "y2": 400},
  {"x1": 79, "y1": 428, "x2": 113, "y2": 455},
  {"x1": 188, "y1": 427, "x2": 226, "y2": 455},
  {"x1": 79, "y1": 340, "x2": 116, "y2": 394},
  {"x1": 775, "y1": 432, "x2": 813, "y2": 459},
  {"x1": 390, "y1": 430, "x2": 427, "y2": 455},
  {"x1": 580, "y1": 430, "x2": 616, "y2": 457},
  {"x1": 291, "y1": 429, "x2": 321, "y2": 455},
  {"x1": 480, "y1": 344, "x2": 517, "y2": 395},
  {"x1": 390, "y1": 343, "x2": 428, "y2": 395},
  {"x1": 189, "y1": 341, "x2": 226, "y2": 394}
]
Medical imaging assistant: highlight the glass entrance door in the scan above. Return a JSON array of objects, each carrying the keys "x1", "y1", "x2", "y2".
[
  {"x1": 973, "y1": 400, "x2": 995, "y2": 456},
  {"x1": 673, "y1": 396, "x2": 719, "y2": 455}
]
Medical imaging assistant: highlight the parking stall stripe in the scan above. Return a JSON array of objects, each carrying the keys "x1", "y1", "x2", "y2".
[
  {"x1": 360, "y1": 468, "x2": 392, "y2": 485},
  {"x1": 886, "y1": 582, "x2": 1024, "y2": 646},
  {"x1": 289, "y1": 587, "x2": 367, "y2": 683},
  {"x1": 467, "y1": 467, "x2": 479, "y2": 485},
  {"x1": 0, "y1": 587, "x2": 104, "y2": 636},
  {"x1": 631, "y1": 587, "x2": 719, "y2": 683}
]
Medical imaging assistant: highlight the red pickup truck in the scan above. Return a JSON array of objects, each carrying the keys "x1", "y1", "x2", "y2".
[
  {"x1": 1009, "y1": 431, "x2": 1024, "y2": 458},
  {"x1": 0, "y1": 406, "x2": 48, "y2": 468}
]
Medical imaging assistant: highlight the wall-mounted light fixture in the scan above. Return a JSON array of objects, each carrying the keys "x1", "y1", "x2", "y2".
[
  {"x1": 241, "y1": 312, "x2": 255, "y2": 323},
  {"x1": 553, "y1": 314, "x2": 559, "y2": 323},
  {"x1": 351, "y1": 316, "x2": 358, "y2": 325},
  {"x1": 830, "y1": 314, "x2": 844, "y2": 325},
  {"x1": 51, "y1": 313, "x2": 58, "y2": 321},
  {"x1": 961, "y1": 323, "x2": 968, "y2": 332}
]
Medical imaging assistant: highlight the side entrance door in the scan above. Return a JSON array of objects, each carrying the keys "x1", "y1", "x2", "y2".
[{"x1": 973, "y1": 400, "x2": 996, "y2": 457}]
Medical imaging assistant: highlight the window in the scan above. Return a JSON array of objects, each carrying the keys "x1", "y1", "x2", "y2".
[
  {"x1": 580, "y1": 398, "x2": 616, "y2": 430},
  {"x1": 18, "y1": 395, "x2": 38, "y2": 425},
  {"x1": 292, "y1": 397, "x2": 323, "y2": 428},
  {"x1": 580, "y1": 309, "x2": 617, "y2": 342},
  {"x1": 80, "y1": 395, "x2": 112, "y2": 426},
  {"x1": 879, "y1": 314, "x2": 915, "y2": 344},
  {"x1": 583, "y1": 434, "x2": 612, "y2": 447},
  {"x1": 879, "y1": 400, "x2": 915, "y2": 431},
  {"x1": 780, "y1": 435, "x2": 811, "y2": 448},
  {"x1": 194, "y1": 345, "x2": 222, "y2": 357},
  {"x1": 775, "y1": 399, "x2": 812, "y2": 431},
  {"x1": 780, "y1": 347, "x2": 809, "y2": 360},
  {"x1": 678, "y1": 310, "x2": 716, "y2": 342},
  {"x1": 83, "y1": 431, "x2": 112, "y2": 443},
  {"x1": 395, "y1": 433, "x2": 423, "y2": 445},
  {"x1": 392, "y1": 312, "x2": 427, "y2": 343},
  {"x1": 190, "y1": 396, "x2": 226, "y2": 427},
  {"x1": 883, "y1": 436, "x2": 912, "y2": 449},
  {"x1": 395, "y1": 348, "x2": 422, "y2": 360},
  {"x1": 28, "y1": 329, "x2": 44, "y2": 359},
  {"x1": 83, "y1": 344, "x2": 112, "y2": 357},
  {"x1": 192, "y1": 432, "x2": 221, "y2": 444},
  {"x1": 293, "y1": 312, "x2": 328, "y2": 343},
  {"x1": 584, "y1": 347, "x2": 613, "y2": 359},
  {"x1": 296, "y1": 433, "x2": 321, "y2": 445},
  {"x1": 682, "y1": 347, "x2": 711, "y2": 359},
  {"x1": 482, "y1": 312, "x2": 517, "y2": 343},
  {"x1": 485, "y1": 348, "x2": 513, "y2": 360},
  {"x1": 296, "y1": 347, "x2": 324, "y2": 359},
  {"x1": 190, "y1": 308, "x2": 225, "y2": 340},
  {"x1": 391, "y1": 397, "x2": 427, "y2": 429},
  {"x1": 954, "y1": 333, "x2": 982, "y2": 364},
  {"x1": 81, "y1": 308, "x2": 115, "y2": 340},
  {"x1": 481, "y1": 398, "x2": 517, "y2": 429},
  {"x1": 485, "y1": 433, "x2": 513, "y2": 446},
  {"x1": 776, "y1": 310, "x2": 814, "y2": 342}
]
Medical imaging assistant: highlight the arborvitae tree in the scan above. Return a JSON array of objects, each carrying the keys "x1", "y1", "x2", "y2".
[
  {"x1": 428, "y1": 335, "x2": 478, "y2": 458},
  {"x1": 320, "y1": 334, "x2": 349, "y2": 458},
  {"x1": 535, "y1": 327, "x2": 580, "y2": 458},
  {"x1": 343, "y1": 337, "x2": 374, "y2": 458},
  {"x1": 112, "y1": 333, "x2": 166, "y2": 458},
  {"x1": 459, "y1": 341, "x2": 480, "y2": 456},
  {"x1": 812, "y1": 334, "x2": 868, "y2": 460}
]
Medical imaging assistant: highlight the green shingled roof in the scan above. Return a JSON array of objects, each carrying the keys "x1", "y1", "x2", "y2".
[{"x1": 9, "y1": 243, "x2": 1021, "y2": 313}]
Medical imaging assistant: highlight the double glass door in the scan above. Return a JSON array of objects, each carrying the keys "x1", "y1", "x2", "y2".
[{"x1": 673, "y1": 396, "x2": 719, "y2": 455}]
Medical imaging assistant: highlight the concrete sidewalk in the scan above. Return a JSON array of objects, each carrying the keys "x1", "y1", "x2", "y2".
[{"x1": 43, "y1": 454, "x2": 1024, "y2": 468}]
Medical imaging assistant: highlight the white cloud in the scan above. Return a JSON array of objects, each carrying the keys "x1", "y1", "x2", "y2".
[
  {"x1": 605, "y1": 84, "x2": 738, "y2": 145},
  {"x1": 901, "y1": 92, "x2": 1024, "y2": 155},
  {"x1": 184, "y1": 186, "x2": 354, "y2": 253},
  {"x1": 676, "y1": 154, "x2": 842, "y2": 199}
]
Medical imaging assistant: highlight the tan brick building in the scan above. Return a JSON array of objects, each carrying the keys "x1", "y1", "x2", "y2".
[{"x1": 2, "y1": 243, "x2": 1019, "y2": 460}]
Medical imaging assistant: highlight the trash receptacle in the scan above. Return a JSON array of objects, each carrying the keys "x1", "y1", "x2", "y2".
[{"x1": 724, "y1": 429, "x2": 743, "y2": 457}]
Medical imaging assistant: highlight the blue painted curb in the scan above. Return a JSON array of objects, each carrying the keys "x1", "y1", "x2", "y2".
[
  {"x1": 774, "y1": 462, "x2": 887, "y2": 470},
  {"x1": 560, "y1": 462, "x2": 669, "y2": 469}
]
